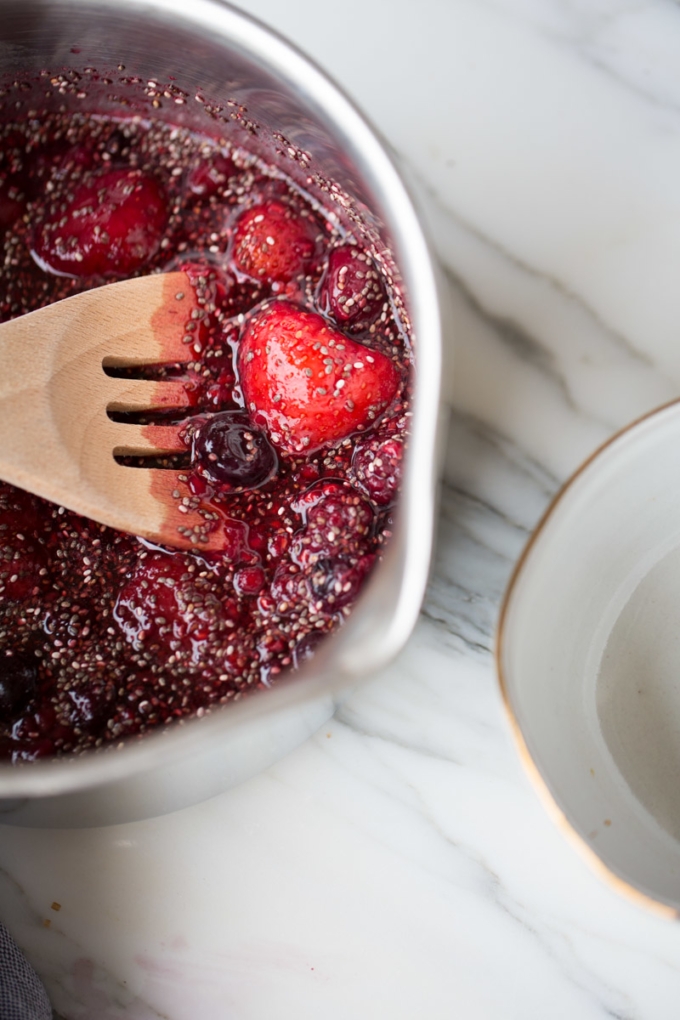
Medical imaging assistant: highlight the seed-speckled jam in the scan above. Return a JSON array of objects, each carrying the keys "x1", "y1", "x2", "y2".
[{"x1": 0, "y1": 109, "x2": 412, "y2": 762}]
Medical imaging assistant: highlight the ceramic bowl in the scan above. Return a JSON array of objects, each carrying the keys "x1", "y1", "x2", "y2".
[{"x1": 498, "y1": 399, "x2": 680, "y2": 915}]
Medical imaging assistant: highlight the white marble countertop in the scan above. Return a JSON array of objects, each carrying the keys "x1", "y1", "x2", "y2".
[{"x1": 5, "y1": 0, "x2": 680, "y2": 1016}]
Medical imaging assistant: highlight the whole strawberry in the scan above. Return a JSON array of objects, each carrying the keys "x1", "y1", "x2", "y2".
[
  {"x1": 238, "y1": 301, "x2": 401, "y2": 454},
  {"x1": 33, "y1": 167, "x2": 168, "y2": 277},
  {"x1": 232, "y1": 200, "x2": 320, "y2": 284}
]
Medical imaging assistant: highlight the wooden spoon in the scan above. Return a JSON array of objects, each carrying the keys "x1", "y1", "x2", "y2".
[{"x1": 0, "y1": 271, "x2": 224, "y2": 551}]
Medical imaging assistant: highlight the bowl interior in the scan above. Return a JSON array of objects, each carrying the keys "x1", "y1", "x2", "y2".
[{"x1": 500, "y1": 401, "x2": 680, "y2": 911}]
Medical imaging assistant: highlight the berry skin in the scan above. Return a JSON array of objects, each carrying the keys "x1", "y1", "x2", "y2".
[
  {"x1": 319, "y1": 245, "x2": 386, "y2": 330},
  {"x1": 269, "y1": 551, "x2": 374, "y2": 616},
  {"x1": 192, "y1": 412, "x2": 278, "y2": 489},
  {"x1": 351, "y1": 435, "x2": 404, "y2": 506},
  {"x1": 238, "y1": 302, "x2": 401, "y2": 454},
  {"x1": 33, "y1": 167, "x2": 168, "y2": 277},
  {"x1": 232, "y1": 200, "x2": 320, "y2": 283}
]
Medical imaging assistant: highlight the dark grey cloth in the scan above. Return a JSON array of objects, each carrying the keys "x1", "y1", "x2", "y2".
[{"x1": 0, "y1": 923, "x2": 51, "y2": 1020}]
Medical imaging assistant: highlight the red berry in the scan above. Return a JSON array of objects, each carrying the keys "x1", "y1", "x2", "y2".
[
  {"x1": 232, "y1": 200, "x2": 320, "y2": 283},
  {"x1": 187, "y1": 152, "x2": 236, "y2": 198},
  {"x1": 269, "y1": 550, "x2": 374, "y2": 615},
  {"x1": 319, "y1": 245, "x2": 386, "y2": 330},
  {"x1": 291, "y1": 489, "x2": 373, "y2": 566},
  {"x1": 238, "y1": 302, "x2": 401, "y2": 454},
  {"x1": 192, "y1": 411, "x2": 278, "y2": 490},
  {"x1": 114, "y1": 552, "x2": 239, "y2": 657},
  {"x1": 234, "y1": 565, "x2": 266, "y2": 596},
  {"x1": 351, "y1": 435, "x2": 404, "y2": 506},
  {"x1": 33, "y1": 167, "x2": 168, "y2": 277},
  {"x1": 270, "y1": 562, "x2": 309, "y2": 608}
]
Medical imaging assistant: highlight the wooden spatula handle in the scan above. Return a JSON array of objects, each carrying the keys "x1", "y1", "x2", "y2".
[{"x1": 0, "y1": 273, "x2": 222, "y2": 549}]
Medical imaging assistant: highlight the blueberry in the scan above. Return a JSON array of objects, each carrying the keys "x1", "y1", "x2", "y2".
[
  {"x1": 306, "y1": 555, "x2": 372, "y2": 612},
  {"x1": 192, "y1": 412, "x2": 278, "y2": 489},
  {"x1": 0, "y1": 648, "x2": 39, "y2": 716}
]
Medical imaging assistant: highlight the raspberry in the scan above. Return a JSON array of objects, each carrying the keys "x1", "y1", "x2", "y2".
[
  {"x1": 306, "y1": 553, "x2": 375, "y2": 612},
  {"x1": 291, "y1": 489, "x2": 373, "y2": 566},
  {"x1": 319, "y1": 245, "x2": 386, "y2": 330},
  {"x1": 351, "y1": 435, "x2": 404, "y2": 506},
  {"x1": 233, "y1": 566, "x2": 266, "y2": 596}
]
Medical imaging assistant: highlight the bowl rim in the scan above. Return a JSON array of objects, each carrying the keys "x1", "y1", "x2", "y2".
[
  {"x1": 495, "y1": 396, "x2": 680, "y2": 919},
  {"x1": 0, "y1": 0, "x2": 443, "y2": 796}
]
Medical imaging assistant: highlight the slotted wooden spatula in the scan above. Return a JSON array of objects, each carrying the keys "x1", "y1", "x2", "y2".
[{"x1": 0, "y1": 271, "x2": 223, "y2": 550}]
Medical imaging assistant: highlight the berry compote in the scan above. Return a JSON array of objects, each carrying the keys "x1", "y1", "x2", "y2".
[{"x1": 0, "y1": 109, "x2": 412, "y2": 762}]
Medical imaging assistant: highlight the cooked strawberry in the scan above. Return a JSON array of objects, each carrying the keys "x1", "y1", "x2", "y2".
[
  {"x1": 33, "y1": 167, "x2": 168, "y2": 277},
  {"x1": 114, "y1": 551, "x2": 244, "y2": 660},
  {"x1": 238, "y1": 302, "x2": 401, "y2": 454},
  {"x1": 232, "y1": 200, "x2": 320, "y2": 283},
  {"x1": 319, "y1": 245, "x2": 386, "y2": 330},
  {"x1": 187, "y1": 152, "x2": 236, "y2": 198}
]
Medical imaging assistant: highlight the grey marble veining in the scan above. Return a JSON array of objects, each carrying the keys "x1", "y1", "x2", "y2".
[{"x1": 3, "y1": 0, "x2": 680, "y2": 1017}]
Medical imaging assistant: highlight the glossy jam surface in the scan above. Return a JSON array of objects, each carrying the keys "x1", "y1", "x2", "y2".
[{"x1": 0, "y1": 112, "x2": 411, "y2": 762}]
